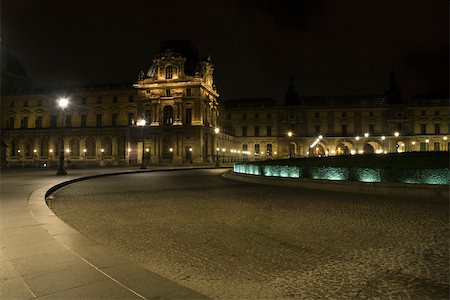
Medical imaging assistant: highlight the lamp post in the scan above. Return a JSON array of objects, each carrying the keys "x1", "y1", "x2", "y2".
[
  {"x1": 425, "y1": 138, "x2": 429, "y2": 151},
  {"x1": 215, "y1": 127, "x2": 220, "y2": 166},
  {"x1": 189, "y1": 147, "x2": 193, "y2": 164},
  {"x1": 56, "y1": 98, "x2": 69, "y2": 175},
  {"x1": 222, "y1": 148, "x2": 226, "y2": 163},
  {"x1": 137, "y1": 119, "x2": 146, "y2": 169},
  {"x1": 411, "y1": 141, "x2": 416, "y2": 152}
]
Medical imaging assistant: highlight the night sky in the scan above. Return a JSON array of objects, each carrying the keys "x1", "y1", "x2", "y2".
[{"x1": 2, "y1": 0, "x2": 448, "y2": 100}]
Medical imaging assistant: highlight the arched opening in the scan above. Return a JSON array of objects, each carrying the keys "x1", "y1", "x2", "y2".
[
  {"x1": 101, "y1": 136, "x2": 112, "y2": 156},
  {"x1": 10, "y1": 139, "x2": 19, "y2": 157},
  {"x1": 85, "y1": 136, "x2": 96, "y2": 158},
  {"x1": 312, "y1": 145, "x2": 325, "y2": 157},
  {"x1": 254, "y1": 144, "x2": 260, "y2": 156},
  {"x1": 163, "y1": 106, "x2": 174, "y2": 125},
  {"x1": 70, "y1": 137, "x2": 80, "y2": 157},
  {"x1": 336, "y1": 143, "x2": 350, "y2": 155},
  {"x1": 433, "y1": 142, "x2": 440, "y2": 151},
  {"x1": 162, "y1": 134, "x2": 173, "y2": 159},
  {"x1": 266, "y1": 143, "x2": 273, "y2": 156},
  {"x1": 289, "y1": 142, "x2": 297, "y2": 158},
  {"x1": 396, "y1": 141, "x2": 406, "y2": 153},
  {"x1": 363, "y1": 144, "x2": 375, "y2": 154},
  {"x1": 24, "y1": 138, "x2": 34, "y2": 159},
  {"x1": 40, "y1": 138, "x2": 49, "y2": 157}
]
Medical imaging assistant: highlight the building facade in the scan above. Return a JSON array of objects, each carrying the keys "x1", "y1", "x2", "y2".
[{"x1": 1, "y1": 42, "x2": 449, "y2": 167}]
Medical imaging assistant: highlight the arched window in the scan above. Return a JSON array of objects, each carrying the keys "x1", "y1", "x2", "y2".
[
  {"x1": 266, "y1": 144, "x2": 273, "y2": 156},
  {"x1": 434, "y1": 142, "x2": 440, "y2": 151},
  {"x1": 165, "y1": 66, "x2": 173, "y2": 79},
  {"x1": 242, "y1": 144, "x2": 248, "y2": 152},
  {"x1": 101, "y1": 136, "x2": 112, "y2": 155},
  {"x1": 70, "y1": 137, "x2": 80, "y2": 156},
  {"x1": 85, "y1": 136, "x2": 96, "y2": 157},
  {"x1": 11, "y1": 139, "x2": 18, "y2": 156},
  {"x1": 254, "y1": 144, "x2": 260, "y2": 156},
  {"x1": 40, "y1": 138, "x2": 49, "y2": 157},
  {"x1": 163, "y1": 106, "x2": 174, "y2": 125}
]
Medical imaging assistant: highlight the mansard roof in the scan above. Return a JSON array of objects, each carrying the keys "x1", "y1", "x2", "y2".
[{"x1": 224, "y1": 98, "x2": 275, "y2": 109}]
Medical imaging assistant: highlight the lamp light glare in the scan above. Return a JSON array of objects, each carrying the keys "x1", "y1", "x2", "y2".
[
  {"x1": 355, "y1": 136, "x2": 360, "y2": 141},
  {"x1": 381, "y1": 136, "x2": 386, "y2": 140},
  {"x1": 58, "y1": 98, "x2": 69, "y2": 109},
  {"x1": 214, "y1": 127, "x2": 220, "y2": 134},
  {"x1": 364, "y1": 133, "x2": 369, "y2": 138},
  {"x1": 394, "y1": 132, "x2": 400, "y2": 137}
]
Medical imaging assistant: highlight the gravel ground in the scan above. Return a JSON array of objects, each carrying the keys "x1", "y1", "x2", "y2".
[{"x1": 52, "y1": 169, "x2": 449, "y2": 299}]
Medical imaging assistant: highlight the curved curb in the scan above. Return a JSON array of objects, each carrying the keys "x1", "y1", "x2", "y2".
[
  {"x1": 27, "y1": 167, "x2": 225, "y2": 299},
  {"x1": 223, "y1": 171, "x2": 449, "y2": 199},
  {"x1": 44, "y1": 166, "x2": 231, "y2": 207}
]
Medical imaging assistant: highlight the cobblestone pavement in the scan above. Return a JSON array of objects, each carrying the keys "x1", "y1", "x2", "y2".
[{"x1": 52, "y1": 169, "x2": 449, "y2": 299}]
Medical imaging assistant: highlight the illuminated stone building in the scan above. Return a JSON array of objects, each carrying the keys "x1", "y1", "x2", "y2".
[{"x1": 1, "y1": 41, "x2": 448, "y2": 167}]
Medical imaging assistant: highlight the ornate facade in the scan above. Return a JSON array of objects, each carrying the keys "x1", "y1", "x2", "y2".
[{"x1": 1, "y1": 41, "x2": 448, "y2": 167}]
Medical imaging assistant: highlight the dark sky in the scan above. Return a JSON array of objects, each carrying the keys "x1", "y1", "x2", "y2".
[{"x1": 2, "y1": 0, "x2": 448, "y2": 100}]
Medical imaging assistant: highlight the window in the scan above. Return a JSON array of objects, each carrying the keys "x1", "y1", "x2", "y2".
[
  {"x1": 163, "y1": 106, "x2": 174, "y2": 125},
  {"x1": 341, "y1": 125, "x2": 347, "y2": 136},
  {"x1": 369, "y1": 112, "x2": 374, "y2": 117},
  {"x1": 315, "y1": 125, "x2": 321, "y2": 135},
  {"x1": 81, "y1": 115, "x2": 87, "y2": 127},
  {"x1": 267, "y1": 126, "x2": 272, "y2": 137},
  {"x1": 185, "y1": 108, "x2": 192, "y2": 125},
  {"x1": 65, "y1": 115, "x2": 71, "y2": 128},
  {"x1": 186, "y1": 88, "x2": 191, "y2": 97},
  {"x1": 24, "y1": 100, "x2": 28, "y2": 107},
  {"x1": 112, "y1": 113, "x2": 118, "y2": 126},
  {"x1": 397, "y1": 123, "x2": 402, "y2": 131},
  {"x1": 254, "y1": 144, "x2": 260, "y2": 155},
  {"x1": 369, "y1": 124, "x2": 375, "y2": 135},
  {"x1": 128, "y1": 113, "x2": 134, "y2": 125},
  {"x1": 435, "y1": 124, "x2": 440, "y2": 134},
  {"x1": 242, "y1": 144, "x2": 248, "y2": 152},
  {"x1": 435, "y1": 111, "x2": 439, "y2": 116},
  {"x1": 145, "y1": 110, "x2": 152, "y2": 124},
  {"x1": 267, "y1": 113, "x2": 271, "y2": 119},
  {"x1": 315, "y1": 112, "x2": 320, "y2": 118},
  {"x1": 8, "y1": 117, "x2": 15, "y2": 129},
  {"x1": 21, "y1": 117, "x2": 28, "y2": 129},
  {"x1": 434, "y1": 142, "x2": 440, "y2": 151},
  {"x1": 165, "y1": 89, "x2": 171, "y2": 97},
  {"x1": 51, "y1": 115, "x2": 57, "y2": 128},
  {"x1": 165, "y1": 66, "x2": 173, "y2": 79},
  {"x1": 82, "y1": 97, "x2": 87, "y2": 105},
  {"x1": 96, "y1": 114, "x2": 102, "y2": 127},
  {"x1": 421, "y1": 124, "x2": 426, "y2": 135},
  {"x1": 254, "y1": 126, "x2": 259, "y2": 137},
  {"x1": 421, "y1": 111, "x2": 425, "y2": 116},
  {"x1": 38, "y1": 100, "x2": 43, "y2": 106},
  {"x1": 243, "y1": 113, "x2": 247, "y2": 120},
  {"x1": 97, "y1": 97, "x2": 102, "y2": 104},
  {"x1": 113, "y1": 96, "x2": 118, "y2": 103},
  {"x1": 9, "y1": 101, "x2": 14, "y2": 108},
  {"x1": 266, "y1": 144, "x2": 273, "y2": 156},
  {"x1": 255, "y1": 113, "x2": 259, "y2": 119},
  {"x1": 342, "y1": 112, "x2": 346, "y2": 117},
  {"x1": 227, "y1": 113, "x2": 231, "y2": 120},
  {"x1": 242, "y1": 127, "x2": 247, "y2": 137},
  {"x1": 40, "y1": 139, "x2": 48, "y2": 156},
  {"x1": 128, "y1": 95, "x2": 134, "y2": 102}
]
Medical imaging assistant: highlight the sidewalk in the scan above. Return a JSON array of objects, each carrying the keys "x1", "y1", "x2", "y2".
[{"x1": 0, "y1": 165, "x2": 227, "y2": 299}]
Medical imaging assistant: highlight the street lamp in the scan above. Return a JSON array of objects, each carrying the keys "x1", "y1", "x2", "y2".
[
  {"x1": 394, "y1": 131, "x2": 400, "y2": 137},
  {"x1": 381, "y1": 136, "x2": 386, "y2": 152},
  {"x1": 425, "y1": 138, "x2": 430, "y2": 151},
  {"x1": 137, "y1": 119, "x2": 146, "y2": 169},
  {"x1": 214, "y1": 127, "x2": 220, "y2": 166},
  {"x1": 56, "y1": 98, "x2": 69, "y2": 175},
  {"x1": 222, "y1": 147, "x2": 226, "y2": 163},
  {"x1": 189, "y1": 147, "x2": 193, "y2": 163}
]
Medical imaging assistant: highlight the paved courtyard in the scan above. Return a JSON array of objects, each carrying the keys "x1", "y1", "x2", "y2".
[{"x1": 52, "y1": 169, "x2": 449, "y2": 299}]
